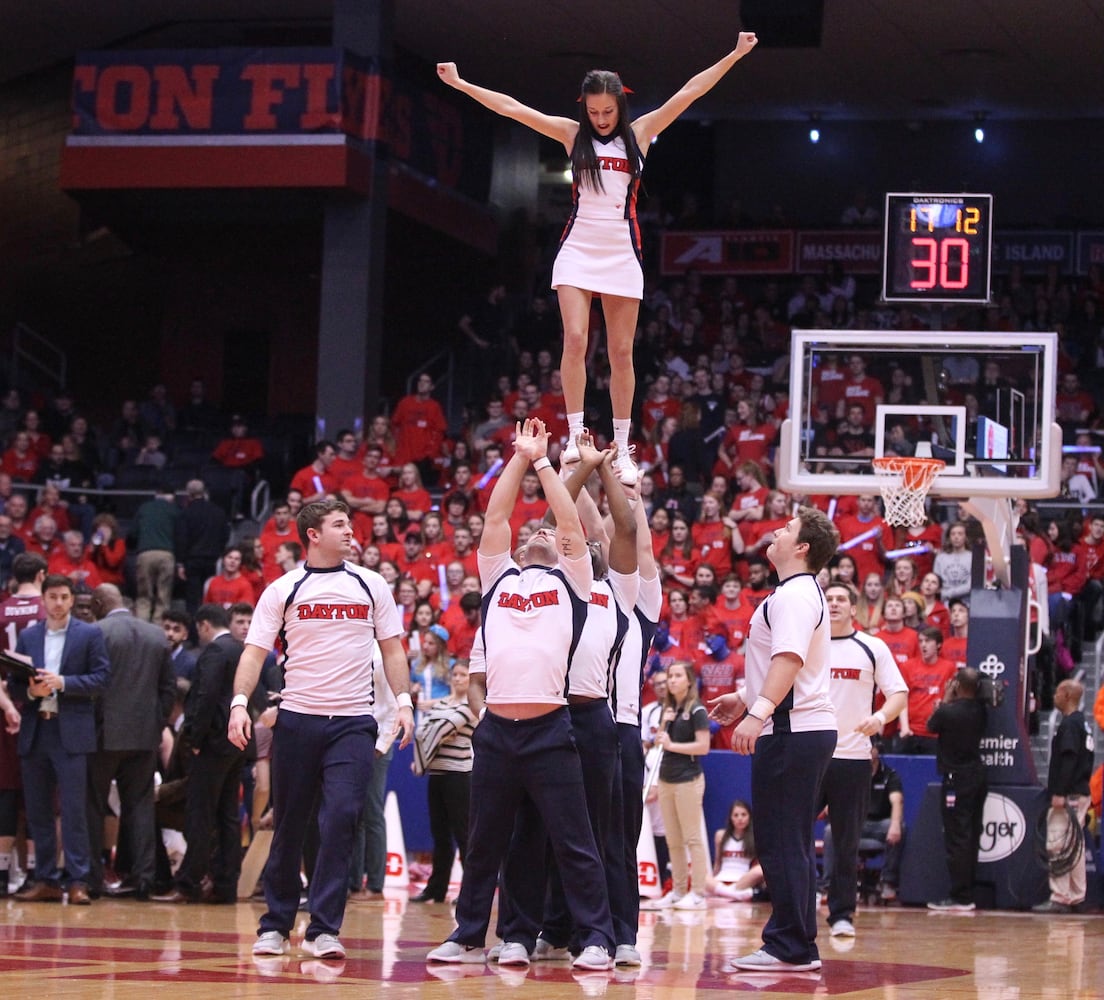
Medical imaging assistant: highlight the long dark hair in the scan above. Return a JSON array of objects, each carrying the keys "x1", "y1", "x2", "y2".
[
  {"x1": 572, "y1": 70, "x2": 640, "y2": 193},
  {"x1": 722, "y1": 799, "x2": 756, "y2": 860}
]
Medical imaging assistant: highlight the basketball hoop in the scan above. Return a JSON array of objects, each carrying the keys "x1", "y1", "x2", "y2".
[{"x1": 871, "y1": 456, "x2": 945, "y2": 527}]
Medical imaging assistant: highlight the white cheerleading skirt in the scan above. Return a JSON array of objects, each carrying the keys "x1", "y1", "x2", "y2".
[{"x1": 551, "y1": 214, "x2": 644, "y2": 299}]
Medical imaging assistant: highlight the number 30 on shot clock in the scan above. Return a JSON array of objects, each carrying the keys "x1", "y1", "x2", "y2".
[{"x1": 882, "y1": 193, "x2": 993, "y2": 304}]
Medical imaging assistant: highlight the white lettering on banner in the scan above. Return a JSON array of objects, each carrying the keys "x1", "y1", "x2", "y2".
[
  {"x1": 1003, "y1": 244, "x2": 1066, "y2": 262},
  {"x1": 980, "y1": 733, "x2": 1020, "y2": 769},
  {"x1": 977, "y1": 794, "x2": 1026, "y2": 863},
  {"x1": 977, "y1": 653, "x2": 1006, "y2": 679},
  {"x1": 801, "y1": 243, "x2": 880, "y2": 262},
  {"x1": 672, "y1": 236, "x2": 723, "y2": 266}
]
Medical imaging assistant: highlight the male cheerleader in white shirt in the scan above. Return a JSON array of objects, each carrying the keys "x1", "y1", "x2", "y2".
[
  {"x1": 819, "y1": 581, "x2": 907, "y2": 939},
  {"x1": 709, "y1": 506, "x2": 840, "y2": 974},
  {"x1": 427, "y1": 418, "x2": 616, "y2": 971},
  {"x1": 228, "y1": 498, "x2": 414, "y2": 961},
  {"x1": 495, "y1": 435, "x2": 640, "y2": 964}
]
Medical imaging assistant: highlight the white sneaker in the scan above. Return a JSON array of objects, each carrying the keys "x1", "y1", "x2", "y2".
[
  {"x1": 612, "y1": 445, "x2": 638, "y2": 487},
  {"x1": 532, "y1": 938, "x2": 571, "y2": 961},
  {"x1": 641, "y1": 890, "x2": 682, "y2": 910},
  {"x1": 497, "y1": 942, "x2": 531, "y2": 967},
  {"x1": 673, "y1": 891, "x2": 706, "y2": 910},
  {"x1": 830, "y1": 919, "x2": 855, "y2": 937},
  {"x1": 561, "y1": 434, "x2": 584, "y2": 467},
  {"x1": 724, "y1": 949, "x2": 822, "y2": 973},
  {"x1": 302, "y1": 934, "x2": 346, "y2": 959},
  {"x1": 614, "y1": 944, "x2": 641, "y2": 966},
  {"x1": 252, "y1": 931, "x2": 290, "y2": 956},
  {"x1": 427, "y1": 940, "x2": 486, "y2": 964},
  {"x1": 572, "y1": 945, "x2": 613, "y2": 971},
  {"x1": 487, "y1": 943, "x2": 503, "y2": 963}
]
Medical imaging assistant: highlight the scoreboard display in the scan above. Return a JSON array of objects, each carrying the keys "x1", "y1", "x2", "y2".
[{"x1": 882, "y1": 192, "x2": 993, "y2": 304}]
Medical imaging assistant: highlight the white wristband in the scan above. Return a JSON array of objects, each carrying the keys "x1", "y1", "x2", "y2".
[
  {"x1": 396, "y1": 692, "x2": 414, "y2": 710},
  {"x1": 533, "y1": 458, "x2": 552, "y2": 472},
  {"x1": 752, "y1": 696, "x2": 775, "y2": 720},
  {"x1": 230, "y1": 694, "x2": 249, "y2": 711},
  {"x1": 872, "y1": 710, "x2": 887, "y2": 727}
]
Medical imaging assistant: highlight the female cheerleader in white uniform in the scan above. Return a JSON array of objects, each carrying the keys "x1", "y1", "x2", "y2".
[{"x1": 437, "y1": 31, "x2": 758, "y2": 485}]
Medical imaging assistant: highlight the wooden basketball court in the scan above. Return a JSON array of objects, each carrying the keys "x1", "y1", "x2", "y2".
[{"x1": 2, "y1": 891, "x2": 1096, "y2": 998}]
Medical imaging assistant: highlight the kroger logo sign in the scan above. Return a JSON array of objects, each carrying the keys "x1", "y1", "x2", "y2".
[{"x1": 978, "y1": 794, "x2": 1026, "y2": 863}]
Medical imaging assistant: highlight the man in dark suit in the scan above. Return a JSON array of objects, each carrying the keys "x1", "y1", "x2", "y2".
[
  {"x1": 178, "y1": 479, "x2": 229, "y2": 613},
  {"x1": 10, "y1": 573, "x2": 110, "y2": 904},
  {"x1": 86, "y1": 583, "x2": 176, "y2": 899},
  {"x1": 154, "y1": 603, "x2": 245, "y2": 903}
]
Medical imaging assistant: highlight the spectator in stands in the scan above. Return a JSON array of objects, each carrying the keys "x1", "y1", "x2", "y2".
[
  {"x1": 385, "y1": 467, "x2": 429, "y2": 528},
  {"x1": 202, "y1": 546, "x2": 254, "y2": 609},
  {"x1": 24, "y1": 515, "x2": 61, "y2": 563},
  {"x1": 1075, "y1": 513, "x2": 1104, "y2": 638},
  {"x1": 944, "y1": 599, "x2": 969, "y2": 670},
  {"x1": 856, "y1": 572, "x2": 886, "y2": 631},
  {"x1": 829, "y1": 552, "x2": 859, "y2": 589},
  {"x1": 179, "y1": 378, "x2": 222, "y2": 433},
  {"x1": 289, "y1": 440, "x2": 339, "y2": 504},
  {"x1": 840, "y1": 187, "x2": 879, "y2": 226},
  {"x1": 897, "y1": 626, "x2": 956, "y2": 754},
  {"x1": 872, "y1": 594, "x2": 919, "y2": 670},
  {"x1": 132, "y1": 434, "x2": 167, "y2": 471},
  {"x1": 1059, "y1": 454, "x2": 1096, "y2": 504},
  {"x1": 239, "y1": 538, "x2": 266, "y2": 604},
  {"x1": 341, "y1": 444, "x2": 390, "y2": 537},
  {"x1": 396, "y1": 530, "x2": 437, "y2": 589},
  {"x1": 716, "y1": 398, "x2": 775, "y2": 482},
  {"x1": 21, "y1": 410, "x2": 51, "y2": 460},
  {"x1": 178, "y1": 479, "x2": 230, "y2": 613},
  {"x1": 48, "y1": 530, "x2": 101, "y2": 589},
  {"x1": 363, "y1": 413, "x2": 398, "y2": 473},
  {"x1": 654, "y1": 464, "x2": 699, "y2": 524},
  {"x1": 85, "y1": 513, "x2": 125, "y2": 588},
  {"x1": 392, "y1": 373, "x2": 448, "y2": 487},
  {"x1": 0, "y1": 388, "x2": 23, "y2": 440},
  {"x1": 931, "y1": 522, "x2": 972, "y2": 600},
  {"x1": 836, "y1": 494, "x2": 891, "y2": 585},
  {"x1": 0, "y1": 513, "x2": 25, "y2": 589},
  {"x1": 917, "y1": 571, "x2": 950, "y2": 636},
  {"x1": 836, "y1": 356, "x2": 884, "y2": 424},
  {"x1": 744, "y1": 490, "x2": 791, "y2": 560},
  {"x1": 211, "y1": 415, "x2": 264, "y2": 472},
  {"x1": 137, "y1": 384, "x2": 175, "y2": 442},
  {"x1": 659, "y1": 516, "x2": 698, "y2": 592},
  {"x1": 132, "y1": 485, "x2": 181, "y2": 623},
  {"x1": 1054, "y1": 372, "x2": 1097, "y2": 440},
  {"x1": 1045, "y1": 517, "x2": 1087, "y2": 640},
  {"x1": 640, "y1": 374, "x2": 681, "y2": 437},
  {"x1": 28, "y1": 483, "x2": 69, "y2": 535},
  {"x1": 2, "y1": 430, "x2": 39, "y2": 482}
]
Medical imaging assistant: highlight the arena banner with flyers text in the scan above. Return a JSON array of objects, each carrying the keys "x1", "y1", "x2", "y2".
[{"x1": 60, "y1": 47, "x2": 485, "y2": 198}]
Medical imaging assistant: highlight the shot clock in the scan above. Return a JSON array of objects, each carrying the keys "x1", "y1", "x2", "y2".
[{"x1": 882, "y1": 193, "x2": 993, "y2": 304}]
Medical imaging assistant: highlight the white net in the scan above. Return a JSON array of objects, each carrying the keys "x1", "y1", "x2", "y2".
[{"x1": 871, "y1": 456, "x2": 945, "y2": 527}]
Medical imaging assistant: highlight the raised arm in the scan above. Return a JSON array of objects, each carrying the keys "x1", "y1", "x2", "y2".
[
  {"x1": 480, "y1": 422, "x2": 534, "y2": 556},
  {"x1": 437, "y1": 62, "x2": 578, "y2": 152},
  {"x1": 632, "y1": 32, "x2": 758, "y2": 145},
  {"x1": 595, "y1": 447, "x2": 638, "y2": 576}
]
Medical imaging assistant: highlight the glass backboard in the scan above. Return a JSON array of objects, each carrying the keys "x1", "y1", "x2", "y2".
[{"x1": 777, "y1": 330, "x2": 1061, "y2": 499}]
